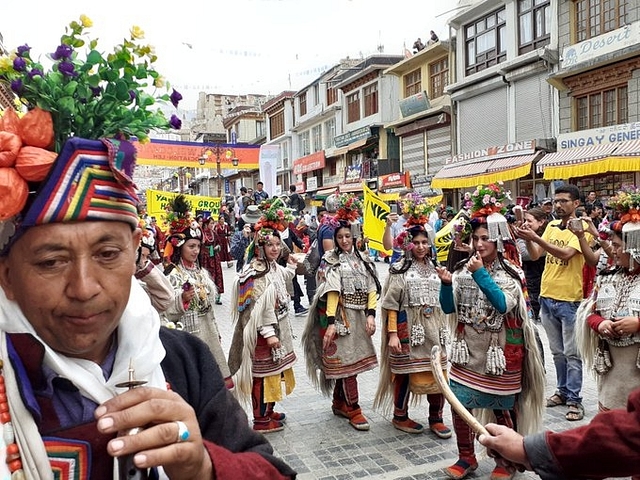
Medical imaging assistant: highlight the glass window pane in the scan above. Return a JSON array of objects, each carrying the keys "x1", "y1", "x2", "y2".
[
  {"x1": 466, "y1": 41, "x2": 476, "y2": 64},
  {"x1": 466, "y1": 24, "x2": 475, "y2": 37},
  {"x1": 520, "y1": 0, "x2": 532, "y2": 11},
  {"x1": 499, "y1": 26, "x2": 506, "y2": 53},
  {"x1": 476, "y1": 20, "x2": 486, "y2": 33},
  {"x1": 487, "y1": 15, "x2": 496, "y2": 28},
  {"x1": 521, "y1": 12, "x2": 533, "y2": 43},
  {"x1": 497, "y1": 8, "x2": 506, "y2": 23}
]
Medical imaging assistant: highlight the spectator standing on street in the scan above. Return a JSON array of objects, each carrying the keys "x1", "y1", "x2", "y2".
[
  {"x1": 516, "y1": 183, "x2": 593, "y2": 422},
  {"x1": 383, "y1": 196, "x2": 411, "y2": 264},
  {"x1": 200, "y1": 217, "x2": 224, "y2": 305},
  {"x1": 436, "y1": 183, "x2": 544, "y2": 480},
  {"x1": 135, "y1": 218, "x2": 174, "y2": 313},
  {"x1": 254, "y1": 181, "x2": 269, "y2": 204},
  {"x1": 540, "y1": 197, "x2": 556, "y2": 222},
  {"x1": 280, "y1": 221, "x2": 308, "y2": 316},
  {"x1": 214, "y1": 215, "x2": 234, "y2": 268},
  {"x1": 228, "y1": 202, "x2": 299, "y2": 433},
  {"x1": 374, "y1": 194, "x2": 452, "y2": 439},
  {"x1": 231, "y1": 205, "x2": 262, "y2": 272},
  {"x1": 288, "y1": 184, "x2": 306, "y2": 214},
  {"x1": 303, "y1": 194, "x2": 381, "y2": 431}
]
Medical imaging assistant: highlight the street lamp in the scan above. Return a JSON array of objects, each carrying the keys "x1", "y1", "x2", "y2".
[{"x1": 199, "y1": 145, "x2": 239, "y2": 198}]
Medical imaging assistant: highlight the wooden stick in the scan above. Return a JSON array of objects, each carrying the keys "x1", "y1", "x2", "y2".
[{"x1": 431, "y1": 345, "x2": 489, "y2": 437}]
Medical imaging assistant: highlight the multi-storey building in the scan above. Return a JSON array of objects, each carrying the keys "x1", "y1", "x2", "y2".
[
  {"x1": 384, "y1": 39, "x2": 454, "y2": 202},
  {"x1": 434, "y1": 0, "x2": 557, "y2": 205},
  {"x1": 326, "y1": 54, "x2": 404, "y2": 195},
  {"x1": 537, "y1": 0, "x2": 640, "y2": 201},
  {"x1": 262, "y1": 91, "x2": 296, "y2": 195},
  {"x1": 288, "y1": 60, "x2": 360, "y2": 199}
]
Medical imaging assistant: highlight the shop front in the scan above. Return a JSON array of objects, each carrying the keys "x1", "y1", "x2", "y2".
[
  {"x1": 431, "y1": 140, "x2": 551, "y2": 205},
  {"x1": 536, "y1": 124, "x2": 640, "y2": 203}
]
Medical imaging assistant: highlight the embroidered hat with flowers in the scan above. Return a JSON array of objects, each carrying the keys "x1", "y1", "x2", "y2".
[
  {"x1": 333, "y1": 193, "x2": 366, "y2": 248},
  {"x1": 607, "y1": 185, "x2": 640, "y2": 266},
  {"x1": 253, "y1": 197, "x2": 294, "y2": 244},
  {"x1": 0, "y1": 15, "x2": 181, "y2": 255},
  {"x1": 393, "y1": 193, "x2": 436, "y2": 253},
  {"x1": 468, "y1": 182, "x2": 513, "y2": 252},
  {"x1": 162, "y1": 194, "x2": 202, "y2": 261}
]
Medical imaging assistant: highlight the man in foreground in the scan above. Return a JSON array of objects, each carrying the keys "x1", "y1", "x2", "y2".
[
  {"x1": 0, "y1": 139, "x2": 295, "y2": 480},
  {"x1": 478, "y1": 388, "x2": 640, "y2": 479}
]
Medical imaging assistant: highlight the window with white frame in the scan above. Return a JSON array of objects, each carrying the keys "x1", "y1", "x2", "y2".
[
  {"x1": 465, "y1": 7, "x2": 507, "y2": 75},
  {"x1": 518, "y1": 0, "x2": 551, "y2": 54},
  {"x1": 313, "y1": 85, "x2": 320, "y2": 105},
  {"x1": 256, "y1": 120, "x2": 266, "y2": 138},
  {"x1": 300, "y1": 131, "x2": 311, "y2": 156},
  {"x1": 312, "y1": 125, "x2": 322, "y2": 152},
  {"x1": 324, "y1": 118, "x2": 336, "y2": 149},
  {"x1": 280, "y1": 140, "x2": 289, "y2": 169}
]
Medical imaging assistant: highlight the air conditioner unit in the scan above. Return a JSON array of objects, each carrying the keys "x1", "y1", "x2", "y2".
[{"x1": 399, "y1": 91, "x2": 431, "y2": 117}]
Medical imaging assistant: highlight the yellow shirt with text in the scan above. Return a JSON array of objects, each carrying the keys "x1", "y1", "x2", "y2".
[{"x1": 539, "y1": 219, "x2": 592, "y2": 302}]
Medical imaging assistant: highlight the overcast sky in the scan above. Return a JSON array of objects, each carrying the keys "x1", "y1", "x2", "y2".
[{"x1": 2, "y1": 0, "x2": 462, "y2": 109}]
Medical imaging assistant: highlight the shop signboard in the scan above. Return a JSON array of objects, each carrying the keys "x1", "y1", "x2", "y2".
[
  {"x1": 293, "y1": 150, "x2": 326, "y2": 174},
  {"x1": 561, "y1": 21, "x2": 640, "y2": 70},
  {"x1": 444, "y1": 140, "x2": 536, "y2": 164},
  {"x1": 306, "y1": 176, "x2": 318, "y2": 191},
  {"x1": 345, "y1": 164, "x2": 362, "y2": 183},
  {"x1": 379, "y1": 171, "x2": 408, "y2": 190},
  {"x1": 557, "y1": 121, "x2": 640, "y2": 149},
  {"x1": 334, "y1": 126, "x2": 372, "y2": 148}
]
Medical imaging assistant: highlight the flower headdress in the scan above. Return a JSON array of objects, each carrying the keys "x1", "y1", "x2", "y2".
[
  {"x1": 468, "y1": 182, "x2": 513, "y2": 252},
  {"x1": 254, "y1": 197, "x2": 293, "y2": 233},
  {"x1": 393, "y1": 193, "x2": 436, "y2": 253},
  {"x1": 163, "y1": 194, "x2": 202, "y2": 260},
  {"x1": 138, "y1": 216, "x2": 156, "y2": 251},
  {"x1": 608, "y1": 185, "x2": 640, "y2": 258},
  {"x1": 334, "y1": 193, "x2": 363, "y2": 222},
  {"x1": 0, "y1": 16, "x2": 181, "y2": 255},
  {"x1": 400, "y1": 192, "x2": 434, "y2": 227}
]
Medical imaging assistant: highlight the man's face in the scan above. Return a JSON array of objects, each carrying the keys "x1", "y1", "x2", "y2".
[
  {"x1": 588, "y1": 192, "x2": 597, "y2": 202},
  {"x1": 553, "y1": 193, "x2": 579, "y2": 219},
  {"x1": 0, "y1": 221, "x2": 140, "y2": 364},
  {"x1": 257, "y1": 184, "x2": 263, "y2": 191}
]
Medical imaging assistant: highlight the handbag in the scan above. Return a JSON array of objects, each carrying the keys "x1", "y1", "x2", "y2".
[{"x1": 302, "y1": 238, "x2": 321, "y2": 275}]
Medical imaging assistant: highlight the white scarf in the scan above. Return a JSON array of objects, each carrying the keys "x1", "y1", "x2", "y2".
[{"x1": 0, "y1": 279, "x2": 167, "y2": 479}]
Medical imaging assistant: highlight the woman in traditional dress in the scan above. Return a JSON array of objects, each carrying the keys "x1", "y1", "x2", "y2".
[
  {"x1": 436, "y1": 183, "x2": 544, "y2": 480},
  {"x1": 162, "y1": 195, "x2": 233, "y2": 389},
  {"x1": 214, "y1": 214, "x2": 234, "y2": 268},
  {"x1": 228, "y1": 200, "x2": 299, "y2": 433},
  {"x1": 374, "y1": 194, "x2": 452, "y2": 439},
  {"x1": 577, "y1": 189, "x2": 640, "y2": 413},
  {"x1": 302, "y1": 194, "x2": 381, "y2": 431},
  {"x1": 201, "y1": 217, "x2": 224, "y2": 304}
]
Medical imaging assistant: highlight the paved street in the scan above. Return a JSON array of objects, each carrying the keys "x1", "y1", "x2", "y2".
[{"x1": 211, "y1": 261, "x2": 610, "y2": 480}]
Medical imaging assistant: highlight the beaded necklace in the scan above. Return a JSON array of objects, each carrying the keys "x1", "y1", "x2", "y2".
[{"x1": 0, "y1": 360, "x2": 25, "y2": 478}]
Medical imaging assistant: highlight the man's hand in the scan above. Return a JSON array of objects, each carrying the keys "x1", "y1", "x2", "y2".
[
  {"x1": 95, "y1": 387, "x2": 213, "y2": 480},
  {"x1": 515, "y1": 223, "x2": 539, "y2": 242},
  {"x1": 385, "y1": 213, "x2": 399, "y2": 225},
  {"x1": 478, "y1": 423, "x2": 532, "y2": 472}
]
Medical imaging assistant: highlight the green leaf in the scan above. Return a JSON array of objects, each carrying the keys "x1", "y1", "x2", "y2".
[
  {"x1": 58, "y1": 96, "x2": 76, "y2": 114},
  {"x1": 86, "y1": 50, "x2": 103, "y2": 66},
  {"x1": 63, "y1": 81, "x2": 78, "y2": 95}
]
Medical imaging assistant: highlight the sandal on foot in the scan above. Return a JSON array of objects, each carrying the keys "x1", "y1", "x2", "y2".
[
  {"x1": 443, "y1": 459, "x2": 478, "y2": 480},
  {"x1": 566, "y1": 403, "x2": 584, "y2": 421},
  {"x1": 348, "y1": 412, "x2": 370, "y2": 431},
  {"x1": 546, "y1": 393, "x2": 566, "y2": 407}
]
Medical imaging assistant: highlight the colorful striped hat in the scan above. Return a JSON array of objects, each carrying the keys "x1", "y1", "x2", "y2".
[{"x1": 0, "y1": 137, "x2": 139, "y2": 255}]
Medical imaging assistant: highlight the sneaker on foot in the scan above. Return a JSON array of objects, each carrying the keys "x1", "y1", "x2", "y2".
[{"x1": 294, "y1": 307, "x2": 309, "y2": 316}]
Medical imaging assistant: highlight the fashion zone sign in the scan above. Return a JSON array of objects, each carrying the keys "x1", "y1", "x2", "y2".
[{"x1": 444, "y1": 140, "x2": 536, "y2": 164}]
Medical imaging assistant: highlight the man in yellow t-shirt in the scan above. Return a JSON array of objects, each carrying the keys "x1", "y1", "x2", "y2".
[{"x1": 516, "y1": 183, "x2": 595, "y2": 423}]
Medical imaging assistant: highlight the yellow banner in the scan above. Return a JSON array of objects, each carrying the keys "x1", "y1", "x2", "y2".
[
  {"x1": 363, "y1": 183, "x2": 392, "y2": 255},
  {"x1": 434, "y1": 209, "x2": 464, "y2": 264},
  {"x1": 146, "y1": 190, "x2": 221, "y2": 227}
]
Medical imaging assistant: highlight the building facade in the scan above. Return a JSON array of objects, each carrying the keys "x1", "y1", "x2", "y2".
[{"x1": 434, "y1": 0, "x2": 558, "y2": 206}]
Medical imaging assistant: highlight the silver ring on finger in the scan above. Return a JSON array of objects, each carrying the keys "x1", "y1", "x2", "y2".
[{"x1": 175, "y1": 421, "x2": 190, "y2": 443}]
